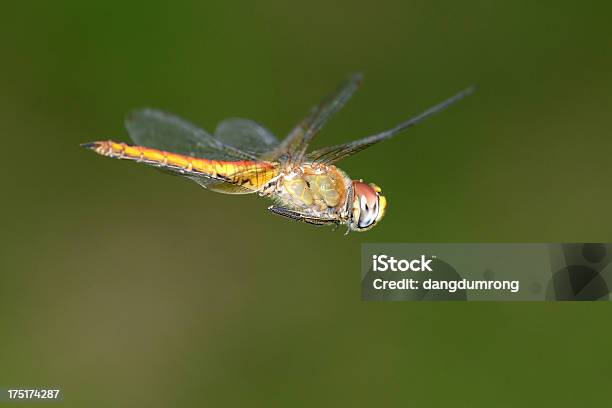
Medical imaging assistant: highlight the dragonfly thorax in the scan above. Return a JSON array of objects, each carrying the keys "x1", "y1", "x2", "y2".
[{"x1": 270, "y1": 163, "x2": 352, "y2": 220}]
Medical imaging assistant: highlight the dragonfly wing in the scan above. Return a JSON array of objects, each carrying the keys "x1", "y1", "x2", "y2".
[
  {"x1": 267, "y1": 73, "x2": 363, "y2": 162},
  {"x1": 158, "y1": 167, "x2": 256, "y2": 194},
  {"x1": 306, "y1": 86, "x2": 475, "y2": 164},
  {"x1": 214, "y1": 118, "x2": 279, "y2": 157},
  {"x1": 126, "y1": 109, "x2": 257, "y2": 161}
]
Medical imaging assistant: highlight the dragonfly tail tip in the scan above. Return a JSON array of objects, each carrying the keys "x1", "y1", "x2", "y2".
[{"x1": 80, "y1": 141, "x2": 100, "y2": 150}]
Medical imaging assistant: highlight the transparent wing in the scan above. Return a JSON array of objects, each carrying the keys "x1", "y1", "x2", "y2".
[
  {"x1": 306, "y1": 86, "x2": 475, "y2": 164},
  {"x1": 267, "y1": 73, "x2": 363, "y2": 162},
  {"x1": 129, "y1": 155, "x2": 278, "y2": 195},
  {"x1": 125, "y1": 109, "x2": 257, "y2": 161},
  {"x1": 214, "y1": 118, "x2": 279, "y2": 157},
  {"x1": 156, "y1": 166, "x2": 255, "y2": 195}
]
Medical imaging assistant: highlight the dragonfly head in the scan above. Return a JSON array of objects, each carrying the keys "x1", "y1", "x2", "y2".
[{"x1": 349, "y1": 180, "x2": 387, "y2": 232}]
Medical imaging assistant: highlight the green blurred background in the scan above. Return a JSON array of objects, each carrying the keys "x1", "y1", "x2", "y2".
[{"x1": 1, "y1": 0, "x2": 612, "y2": 406}]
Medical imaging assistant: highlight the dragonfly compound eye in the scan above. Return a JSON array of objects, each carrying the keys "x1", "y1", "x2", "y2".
[{"x1": 351, "y1": 180, "x2": 387, "y2": 231}]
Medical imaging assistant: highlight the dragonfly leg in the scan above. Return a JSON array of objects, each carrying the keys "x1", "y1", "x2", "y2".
[{"x1": 267, "y1": 206, "x2": 339, "y2": 227}]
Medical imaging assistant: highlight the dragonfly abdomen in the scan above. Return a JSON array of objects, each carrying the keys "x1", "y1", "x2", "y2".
[{"x1": 82, "y1": 140, "x2": 277, "y2": 190}]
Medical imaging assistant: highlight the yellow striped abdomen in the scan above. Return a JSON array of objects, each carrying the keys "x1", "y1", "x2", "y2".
[{"x1": 83, "y1": 140, "x2": 279, "y2": 191}]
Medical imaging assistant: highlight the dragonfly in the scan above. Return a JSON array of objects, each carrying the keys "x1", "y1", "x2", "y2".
[{"x1": 82, "y1": 74, "x2": 473, "y2": 233}]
